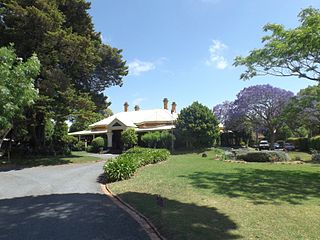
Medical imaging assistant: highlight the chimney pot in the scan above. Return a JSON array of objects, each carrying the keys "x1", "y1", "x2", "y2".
[
  {"x1": 124, "y1": 102, "x2": 129, "y2": 112},
  {"x1": 134, "y1": 105, "x2": 140, "y2": 111},
  {"x1": 163, "y1": 98, "x2": 169, "y2": 110},
  {"x1": 171, "y1": 102, "x2": 177, "y2": 113}
]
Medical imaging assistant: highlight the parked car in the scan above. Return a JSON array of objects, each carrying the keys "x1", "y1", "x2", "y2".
[
  {"x1": 259, "y1": 140, "x2": 270, "y2": 150},
  {"x1": 273, "y1": 143, "x2": 281, "y2": 149},
  {"x1": 284, "y1": 143, "x2": 295, "y2": 151}
]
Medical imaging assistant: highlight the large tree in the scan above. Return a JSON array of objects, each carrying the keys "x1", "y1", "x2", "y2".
[
  {"x1": 282, "y1": 85, "x2": 320, "y2": 137},
  {"x1": 0, "y1": 46, "x2": 40, "y2": 149},
  {"x1": 0, "y1": 0, "x2": 128, "y2": 153},
  {"x1": 176, "y1": 102, "x2": 219, "y2": 148},
  {"x1": 234, "y1": 7, "x2": 320, "y2": 82},
  {"x1": 233, "y1": 85, "x2": 293, "y2": 146}
]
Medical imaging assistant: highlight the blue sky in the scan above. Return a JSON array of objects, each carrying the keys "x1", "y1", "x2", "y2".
[{"x1": 89, "y1": 0, "x2": 320, "y2": 113}]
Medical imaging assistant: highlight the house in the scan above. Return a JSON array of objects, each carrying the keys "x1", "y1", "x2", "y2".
[{"x1": 69, "y1": 98, "x2": 178, "y2": 151}]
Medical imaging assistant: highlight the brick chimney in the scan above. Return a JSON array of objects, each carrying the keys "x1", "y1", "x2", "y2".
[
  {"x1": 124, "y1": 102, "x2": 129, "y2": 112},
  {"x1": 163, "y1": 98, "x2": 168, "y2": 110},
  {"x1": 171, "y1": 102, "x2": 177, "y2": 113},
  {"x1": 134, "y1": 105, "x2": 140, "y2": 111}
]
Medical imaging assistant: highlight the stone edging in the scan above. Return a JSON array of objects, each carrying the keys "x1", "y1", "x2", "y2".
[{"x1": 100, "y1": 184, "x2": 166, "y2": 240}]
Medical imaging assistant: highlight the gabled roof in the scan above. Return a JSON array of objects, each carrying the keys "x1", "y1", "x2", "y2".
[{"x1": 90, "y1": 109, "x2": 178, "y2": 128}]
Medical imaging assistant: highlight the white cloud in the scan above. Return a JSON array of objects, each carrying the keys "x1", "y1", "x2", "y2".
[
  {"x1": 128, "y1": 59, "x2": 156, "y2": 76},
  {"x1": 206, "y1": 40, "x2": 228, "y2": 70},
  {"x1": 132, "y1": 97, "x2": 147, "y2": 106}
]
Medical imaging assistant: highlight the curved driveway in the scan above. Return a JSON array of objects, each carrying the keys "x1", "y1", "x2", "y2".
[{"x1": 0, "y1": 161, "x2": 150, "y2": 240}]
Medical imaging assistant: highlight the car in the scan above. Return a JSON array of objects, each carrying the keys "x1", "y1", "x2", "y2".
[
  {"x1": 259, "y1": 140, "x2": 270, "y2": 150},
  {"x1": 284, "y1": 143, "x2": 295, "y2": 151},
  {"x1": 273, "y1": 143, "x2": 281, "y2": 149}
]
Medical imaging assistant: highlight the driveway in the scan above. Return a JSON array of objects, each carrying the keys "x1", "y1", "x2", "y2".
[{"x1": 0, "y1": 161, "x2": 150, "y2": 240}]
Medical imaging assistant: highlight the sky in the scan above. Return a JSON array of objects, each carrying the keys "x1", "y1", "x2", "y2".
[{"x1": 88, "y1": 0, "x2": 320, "y2": 113}]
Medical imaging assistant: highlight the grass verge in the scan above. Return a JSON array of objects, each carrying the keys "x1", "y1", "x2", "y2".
[{"x1": 109, "y1": 149, "x2": 320, "y2": 240}]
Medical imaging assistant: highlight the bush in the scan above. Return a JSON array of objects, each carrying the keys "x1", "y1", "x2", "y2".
[
  {"x1": 141, "y1": 131, "x2": 175, "y2": 149},
  {"x1": 310, "y1": 135, "x2": 320, "y2": 151},
  {"x1": 103, "y1": 147, "x2": 170, "y2": 182},
  {"x1": 91, "y1": 137, "x2": 105, "y2": 153},
  {"x1": 121, "y1": 128, "x2": 138, "y2": 149},
  {"x1": 86, "y1": 145, "x2": 94, "y2": 153},
  {"x1": 236, "y1": 151, "x2": 290, "y2": 162},
  {"x1": 141, "y1": 131, "x2": 161, "y2": 148},
  {"x1": 287, "y1": 137, "x2": 309, "y2": 151},
  {"x1": 73, "y1": 141, "x2": 85, "y2": 151},
  {"x1": 311, "y1": 151, "x2": 320, "y2": 163}
]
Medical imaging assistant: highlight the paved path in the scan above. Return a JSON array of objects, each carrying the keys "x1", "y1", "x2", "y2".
[{"x1": 0, "y1": 161, "x2": 150, "y2": 240}]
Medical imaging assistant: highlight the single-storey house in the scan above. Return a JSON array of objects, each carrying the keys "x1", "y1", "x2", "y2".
[{"x1": 69, "y1": 98, "x2": 178, "y2": 151}]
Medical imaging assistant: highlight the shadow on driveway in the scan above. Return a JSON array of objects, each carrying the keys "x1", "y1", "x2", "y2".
[{"x1": 0, "y1": 193, "x2": 149, "y2": 240}]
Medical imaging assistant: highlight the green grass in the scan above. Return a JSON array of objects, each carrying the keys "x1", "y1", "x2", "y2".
[
  {"x1": 0, "y1": 151, "x2": 102, "y2": 167},
  {"x1": 109, "y1": 149, "x2": 320, "y2": 240},
  {"x1": 288, "y1": 151, "x2": 312, "y2": 161}
]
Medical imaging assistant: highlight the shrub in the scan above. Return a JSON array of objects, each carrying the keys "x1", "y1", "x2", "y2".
[
  {"x1": 104, "y1": 147, "x2": 170, "y2": 182},
  {"x1": 141, "y1": 131, "x2": 175, "y2": 149},
  {"x1": 121, "y1": 128, "x2": 138, "y2": 149},
  {"x1": 310, "y1": 135, "x2": 320, "y2": 151},
  {"x1": 86, "y1": 145, "x2": 94, "y2": 153},
  {"x1": 141, "y1": 131, "x2": 161, "y2": 148},
  {"x1": 236, "y1": 151, "x2": 290, "y2": 162},
  {"x1": 311, "y1": 152, "x2": 320, "y2": 162},
  {"x1": 73, "y1": 141, "x2": 85, "y2": 151},
  {"x1": 287, "y1": 137, "x2": 309, "y2": 151},
  {"x1": 91, "y1": 137, "x2": 105, "y2": 152}
]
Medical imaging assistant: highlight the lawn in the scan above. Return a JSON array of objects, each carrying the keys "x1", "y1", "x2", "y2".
[
  {"x1": 109, "y1": 149, "x2": 320, "y2": 240},
  {"x1": 0, "y1": 151, "x2": 102, "y2": 167},
  {"x1": 288, "y1": 151, "x2": 312, "y2": 162}
]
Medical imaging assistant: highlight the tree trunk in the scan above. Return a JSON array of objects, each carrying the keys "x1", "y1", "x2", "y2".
[
  {"x1": 0, "y1": 128, "x2": 11, "y2": 150},
  {"x1": 270, "y1": 128, "x2": 276, "y2": 150}
]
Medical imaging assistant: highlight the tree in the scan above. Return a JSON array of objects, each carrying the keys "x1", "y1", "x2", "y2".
[
  {"x1": 233, "y1": 85, "x2": 293, "y2": 146},
  {"x1": 282, "y1": 85, "x2": 320, "y2": 137},
  {"x1": 213, "y1": 101, "x2": 252, "y2": 146},
  {"x1": 176, "y1": 102, "x2": 219, "y2": 148},
  {"x1": 0, "y1": 0, "x2": 128, "y2": 153},
  {"x1": 121, "y1": 128, "x2": 138, "y2": 149},
  {"x1": 0, "y1": 46, "x2": 40, "y2": 149},
  {"x1": 234, "y1": 7, "x2": 320, "y2": 82}
]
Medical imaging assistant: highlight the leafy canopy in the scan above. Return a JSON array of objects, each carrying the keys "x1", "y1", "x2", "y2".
[
  {"x1": 0, "y1": 46, "x2": 40, "y2": 133},
  {"x1": 234, "y1": 7, "x2": 320, "y2": 82},
  {"x1": 176, "y1": 102, "x2": 219, "y2": 148}
]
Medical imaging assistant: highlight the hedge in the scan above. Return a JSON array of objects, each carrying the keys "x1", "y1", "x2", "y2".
[
  {"x1": 236, "y1": 151, "x2": 290, "y2": 162},
  {"x1": 104, "y1": 147, "x2": 170, "y2": 182}
]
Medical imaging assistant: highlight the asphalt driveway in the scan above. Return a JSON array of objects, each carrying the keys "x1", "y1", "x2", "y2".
[{"x1": 0, "y1": 161, "x2": 150, "y2": 240}]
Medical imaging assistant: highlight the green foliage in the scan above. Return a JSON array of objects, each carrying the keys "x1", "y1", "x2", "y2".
[
  {"x1": 0, "y1": 46, "x2": 40, "y2": 147},
  {"x1": 0, "y1": 0, "x2": 128, "y2": 152},
  {"x1": 234, "y1": 7, "x2": 320, "y2": 82},
  {"x1": 141, "y1": 131, "x2": 161, "y2": 148},
  {"x1": 287, "y1": 137, "x2": 309, "y2": 151},
  {"x1": 176, "y1": 102, "x2": 219, "y2": 148},
  {"x1": 310, "y1": 136, "x2": 320, "y2": 151},
  {"x1": 91, "y1": 137, "x2": 105, "y2": 153},
  {"x1": 73, "y1": 141, "x2": 85, "y2": 151},
  {"x1": 236, "y1": 151, "x2": 290, "y2": 162},
  {"x1": 121, "y1": 128, "x2": 138, "y2": 149},
  {"x1": 104, "y1": 147, "x2": 170, "y2": 182},
  {"x1": 141, "y1": 131, "x2": 175, "y2": 149}
]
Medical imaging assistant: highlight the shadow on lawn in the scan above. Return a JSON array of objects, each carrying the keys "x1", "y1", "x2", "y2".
[
  {"x1": 181, "y1": 168, "x2": 320, "y2": 205},
  {"x1": 0, "y1": 193, "x2": 149, "y2": 240},
  {"x1": 118, "y1": 192, "x2": 241, "y2": 240}
]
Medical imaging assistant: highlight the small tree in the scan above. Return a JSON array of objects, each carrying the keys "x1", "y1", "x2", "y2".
[
  {"x1": 121, "y1": 128, "x2": 138, "y2": 149},
  {"x1": 176, "y1": 102, "x2": 219, "y2": 148},
  {"x1": 91, "y1": 137, "x2": 105, "y2": 153}
]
